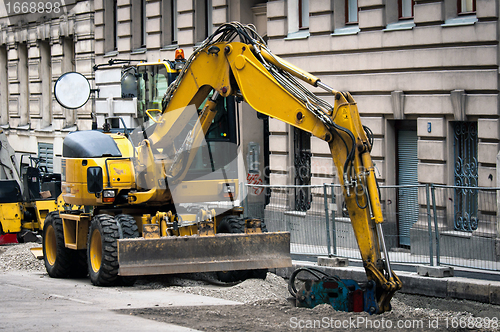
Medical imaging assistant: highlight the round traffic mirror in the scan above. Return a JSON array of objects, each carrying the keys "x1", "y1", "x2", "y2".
[{"x1": 54, "y1": 72, "x2": 91, "y2": 109}]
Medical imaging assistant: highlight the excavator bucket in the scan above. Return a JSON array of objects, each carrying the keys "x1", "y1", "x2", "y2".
[{"x1": 117, "y1": 232, "x2": 291, "y2": 276}]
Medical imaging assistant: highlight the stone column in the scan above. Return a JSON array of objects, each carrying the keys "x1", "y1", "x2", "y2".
[
  {"x1": 497, "y1": 151, "x2": 500, "y2": 259},
  {"x1": 497, "y1": 151, "x2": 500, "y2": 237}
]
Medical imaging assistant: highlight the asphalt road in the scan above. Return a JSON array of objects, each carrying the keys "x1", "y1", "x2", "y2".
[{"x1": 0, "y1": 270, "x2": 241, "y2": 332}]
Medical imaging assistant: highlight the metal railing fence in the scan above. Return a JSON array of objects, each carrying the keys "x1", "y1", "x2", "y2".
[
  {"x1": 430, "y1": 185, "x2": 500, "y2": 270},
  {"x1": 243, "y1": 183, "x2": 500, "y2": 271}
]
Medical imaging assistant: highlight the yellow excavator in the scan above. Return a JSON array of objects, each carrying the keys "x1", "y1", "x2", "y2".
[{"x1": 46, "y1": 22, "x2": 401, "y2": 313}]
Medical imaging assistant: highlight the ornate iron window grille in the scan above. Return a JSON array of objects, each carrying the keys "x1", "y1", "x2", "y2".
[
  {"x1": 453, "y1": 121, "x2": 478, "y2": 231},
  {"x1": 294, "y1": 128, "x2": 311, "y2": 212}
]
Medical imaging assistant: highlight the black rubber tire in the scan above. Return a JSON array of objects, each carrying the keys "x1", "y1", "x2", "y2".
[
  {"x1": 16, "y1": 232, "x2": 25, "y2": 243},
  {"x1": 43, "y1": 212, "x2": 74, "y2": 278},
  {"x1": 87, "y1": 214, "x2": 120, "y2": 286},
  {"x1": 216, "y1": 216, "x2": 249, "y2": 283},
  {"x1": 115, "y1": 214, "x2": 139, "y2": 286}
]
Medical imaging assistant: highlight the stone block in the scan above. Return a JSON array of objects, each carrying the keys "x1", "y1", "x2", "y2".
[
  {"x1": 146, "y1": 34, "x2": 161, "y2": 49},
  {"x1": 418, "y1": 140, "x2": 446, "y2": 161},
  {"x1": 355, "y1": 95, "x2": 392, "y2": 115},
  {"x1": 267, "y1": 0, "x2": 286, "y2": 18},
  {"x1": 28, "y1": 82, "x2": 40, "y2": 95},
  {"x1": 311, "y1": 177, "x2": 335, "y2": 186},
  {"x1": 358, "y1": 0, "x2": 384, "y2": 6},
  {"x1": 478, "y1": 143, "x2": 499, "y2": 165},
  {"x1": 97, "y1": 85, "x2": 121, "y2": 99},
  {"x1": 177, "y1": 12, "x2": 194, "y2": 29},
  {"x1": 414, "y1": 2, "x2": 443, "y2": 24},
  {"x1": 406, "y1": 95, "x2": 452, "y2": 115},
  {"x1": 117, "y1": 6, "x2": 131, "y2": 22},
  {"x1": 75, "y1": 40, "x2": 93, "y2": 54},
  {"x1": 212, "y1": 0, "x2": 226, "y2": 7},
  {"x1": 212, "y1": 7, "x2": 227, "y2": 25},
  {"x1": 417, "y1": 117, "x2": 446, "y2": 138},
  {"x1": 359, "y1": 9, "x2": 385, "y2": 30},
  {"x1": 311, "y1": 136, "x2": 330, "y2": 154},
  {"x1": 448, "y1": 278, "x2": 491, "y2": 303},
  {"x1": 478, "y1": 118, "x2": 499, "y2": 140},
  {"x1": 467, "y1": 94, "x2": 498, "y2": 116},
  {"x1": 309, "y1": 0, "x2": 332, "y2": 13},
  {"x1": 270, "y1": 172, "x2": 288, "y2": 186},
  {"x1": 177, "y1": 30, "x2": 194, "y2": 46},
  {"x1": 323, "y1": 69, "x2": 496, "y2": 94},
  {"x1": 95, "y1": 68, "x2": 121, "y2": 84},
  {"x1": 112, "y1": 99, "x2": 136, "y2": 115},
  {"x1": 146, "y1": 1, "x2": 160, "y2": 16},
  {"x1": 418, "y1": 163, "x2": 446, "y2": 184},
  {"x1": 317, "y1": 257, "x2": 349, "y2": 267},
  {"x1": 177, "y1": 0, "x2": 193, "y2": 12},
  {"x1": 478, "y1": 166, "x2": 496, "y2": 187},
  {"x1": 269, "y1": 117, "x2": 287, "y2": 132},
  {"x1": 117, "y1": 37, "x2": 131, "y2": 52},
  {"x1": 417, "y1": 265, "x2": 454, "y2": 278},
  {"x1": 372, "y1": 159, "x2": 384, "y2": 179},
  {"x1": 309, "y1": 14, "x2": 333, "y2": 34},
  {"x1": 398, "y1": 273, "x2": 448, "y2": 298},
  {"x1": 360, "y1": 117, "x2": 384, "y2": 136},
  {"x1": 311, "y1": 156, "x2": 334, "y2": 175},
  {"x1": 477, "y1": 0, "x2": 498, "y2": 19},
  {"x1": 146, "y1": 17, "x2": 161, "y2": 32},
  {"x1": 270, "y1": 154, "x2": 288, "y2": 172},
  {"x1": 269, "y1": 135, "x2": 288, "y2": 152},
  {"x1": 490, "y1": 283, "x2": 500, "y2": 305},
  {"x1": 268, "y1": 20, "x2": 286, "y2": 37},
  {"x1": 370, "y1": 138, "x2": 384, "y2": 158}
]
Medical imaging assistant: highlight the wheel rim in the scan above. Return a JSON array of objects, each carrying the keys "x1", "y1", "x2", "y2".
[
  {"x1": 45, "y1": 225, "x2": 57, "y2": 266},
  {"x1": 90, "y1": 228, "x2": 102, "y2": 273}
]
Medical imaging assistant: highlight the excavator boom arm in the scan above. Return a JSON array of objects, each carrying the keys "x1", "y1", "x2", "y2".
[{"x1": 140, "y1": 23, "x2": 401, "y2": 313}]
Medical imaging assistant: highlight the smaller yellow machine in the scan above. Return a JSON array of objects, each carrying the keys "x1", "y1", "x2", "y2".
[{"x1": 0, "y1": 129, "x2": 60, "y2": 245}]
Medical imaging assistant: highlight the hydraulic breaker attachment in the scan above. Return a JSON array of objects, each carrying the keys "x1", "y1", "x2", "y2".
[
  {"x1": 289, "y1": 267, "x2": 379, "y2": 315},
  {"x1": 117, "y1": 232, "x2": 291, "y2": 276}
]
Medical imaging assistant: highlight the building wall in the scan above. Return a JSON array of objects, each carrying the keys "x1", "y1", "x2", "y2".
[
  {"x1": 93, "y1": 0, "x2": 267, "y2": 130},
  {"x1": 266, "y1": 0, "x2": 499, "y2": 190},
  {"x1": 0, "y1": 1, "x2": 95, "y2": 172}
]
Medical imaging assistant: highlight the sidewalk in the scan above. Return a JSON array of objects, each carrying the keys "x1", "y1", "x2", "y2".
[{"x1": 274, "y1": 260, "x2": 500, "y2": 305}]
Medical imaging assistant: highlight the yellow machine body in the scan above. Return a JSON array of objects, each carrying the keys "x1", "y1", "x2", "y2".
[
  {"x1": 0, "y1": 202, "x2": 23, "y2": 233},
  {"x1": 62, "y1": 134, "x2": 136, "y2": 206},
  {"x1": 0, "y1": 129, "x2": 61, "y2": 239}
]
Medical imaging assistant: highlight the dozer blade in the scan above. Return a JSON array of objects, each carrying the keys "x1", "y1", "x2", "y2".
[{"x1": 117, "y1": 232, "x2": 291, "y2": 276}]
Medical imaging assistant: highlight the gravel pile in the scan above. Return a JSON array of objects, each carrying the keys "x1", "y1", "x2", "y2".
[
  {"x1": 0, "y1": 243, "x2": 45, "y2": 272},
  {"x1": 2, "y1": 242, "x2": 499, "y2": 330},
  {"x1": 135, "y1": 271, "x2": 499, "y2": 330},
  {"x1": 171, "y1": 273, "x2": 290, "y2": 303},
  {"x1": 135, "y1": 272, "x2": 290, "y2": 303}
]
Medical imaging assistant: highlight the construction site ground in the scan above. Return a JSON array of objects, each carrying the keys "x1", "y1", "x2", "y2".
[{"x1": 1, "y1": 243, "x2": 500, "y2": 331}]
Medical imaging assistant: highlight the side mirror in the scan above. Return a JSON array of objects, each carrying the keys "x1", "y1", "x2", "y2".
[
  {"x1": 54, "y1": 72, "x2": 91, "y2": 109},
  {"x1": 87, "y1": 167, "x2": 103, "y2": 194}
]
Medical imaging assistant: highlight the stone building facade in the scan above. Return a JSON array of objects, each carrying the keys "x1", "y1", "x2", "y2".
[
  {"x1": 92, "y1": 0, "x2": 268, "y2": 130},
  {"x1": 0, "y1": 1, "x2": 95, "y2": 172},
  {"x1": 266, "y1": 0, "x2": 498, "y2": 189}
]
